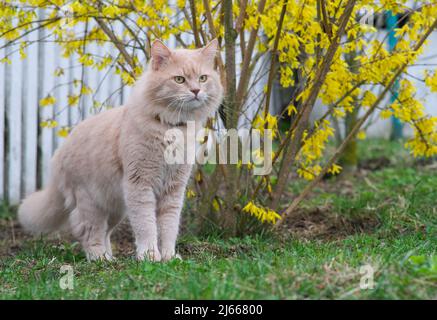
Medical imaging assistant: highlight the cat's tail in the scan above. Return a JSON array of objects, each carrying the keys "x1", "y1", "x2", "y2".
[{"x1": 18, "y1": 184, "x2": 68, "y2": 235}]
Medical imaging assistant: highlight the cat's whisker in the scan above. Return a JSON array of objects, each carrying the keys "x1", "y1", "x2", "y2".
[
  {"x1": 177, "y1": 100, "x2": 186, "y2": 124},
  {"x1": 176, "y1": 103, "x2": 183, "y2": 124},
  {"x1": 149, "y1": 95, "x2": 185, "y2": 104}
]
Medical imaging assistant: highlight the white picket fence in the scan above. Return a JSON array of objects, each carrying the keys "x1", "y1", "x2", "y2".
[{"x1": 0, "y1": 22, "x2": 134, "y2": 204}]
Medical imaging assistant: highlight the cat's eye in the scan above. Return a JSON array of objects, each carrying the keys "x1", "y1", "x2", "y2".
[
  {"x1": 174, "y1": 76, "x2": 185, "y2": 84},
  {"x1": 199, "y1": 75, "x2": 208, "y2": 82}
]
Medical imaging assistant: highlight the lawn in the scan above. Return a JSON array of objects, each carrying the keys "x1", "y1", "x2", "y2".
[{"x1": 0, "y1": 139, "x2": 436, "y2": 299}]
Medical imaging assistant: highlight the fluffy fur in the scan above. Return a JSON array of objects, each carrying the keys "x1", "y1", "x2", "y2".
[{"x1": 18, "y1": 39, "x2": 223, "y2": 261}]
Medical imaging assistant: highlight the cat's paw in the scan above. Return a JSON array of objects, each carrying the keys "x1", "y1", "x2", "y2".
[
  {"x1": 86, "y1": 250, "x2": 114, "y2": 262},
  {"x1": 137, "y1": 249, "x2": 162, "y2": 262},
  {"x1": 161, "y1": 250, "x2": 183, "y2": 262}
]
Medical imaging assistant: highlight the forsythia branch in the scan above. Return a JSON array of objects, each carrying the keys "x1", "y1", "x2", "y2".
[{"x1": 277, "y1": 17, "x2": 437, "y2": 226}]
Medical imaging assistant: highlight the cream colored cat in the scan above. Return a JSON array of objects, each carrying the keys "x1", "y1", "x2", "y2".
[{"x1": 18, "y1": 39, "x2": 223, "y2": 262}]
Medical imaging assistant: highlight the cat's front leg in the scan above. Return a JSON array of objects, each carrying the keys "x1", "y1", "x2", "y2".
[
  {"x1": 157, "y1": 185, "x2": 186, "y2": 261},
  {"x1": 125, "y1": 184, "x2": 161, "y2": 262}
]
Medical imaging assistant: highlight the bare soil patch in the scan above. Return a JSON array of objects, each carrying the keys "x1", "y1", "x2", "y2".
[
  {"x1": 0, "y1": 218, "x2": 31, "y2": 259},
  {"x1": 359, "y1": 156, "x2": 392, "y2": 171},
  {"x1": 278, "y1": 206, "x2": 380, "y2": 240}
]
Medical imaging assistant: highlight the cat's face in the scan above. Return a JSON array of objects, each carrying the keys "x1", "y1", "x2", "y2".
[{"x1": 147, "y1": 40, "x2": 223, "y2": 114}]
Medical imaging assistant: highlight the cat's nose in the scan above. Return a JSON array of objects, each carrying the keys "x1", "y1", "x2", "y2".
[{"x1": 190, "y1": 89, "x2": 200, "y2": 97}]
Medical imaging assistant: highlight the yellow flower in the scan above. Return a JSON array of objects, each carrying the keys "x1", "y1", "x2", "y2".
[
  {"x1": 176, "y1": 0, "x2": 185, "y2": 9},
  {"x1": 121, "y1": 71, "x2": 135, "y2": 86},
  {"x1": 0, "y1": 58, "x2": 11, "y2": 65},
  {"x1": 212, "y1": 198, "x2": 220, "y2": 212},
  {"x1": 39, "y1": 95, "x2": 56, "y2": 107},
  {"x1": 328, "y1": 164, "x2": 342, "y2": 175},
  {"x1": 19, "y1": 46, "x2": 27, "y2": 60},
  {"x1": 57, "y1": 127, "x2": 70, "y2": 138},
  {"x1": 78, "y1": 54, "x2": 94, "y2": 67},
  {"x1": 333, "y1": 108, "x2": 346, "y2": 118},
  {"x1": 69, "y1": 1, "x2": 88, "y2": 15},
  {"x1": 186, "y1": 189, "x2": 196, "y2": 199},
  {"x1": 54, "y1": 67, "x2": 64, "y2": 77},
  {"x1": 68, "y1": 95, "x2": 79, "y2": 106},
  {"x1": 425, "y1": 71, "x2": 437, "y2": 92},
  {"x1": 357, "y1": 131, "x2": 366, "y2": 140},
  {"x1": 242, "y1": 201, "x2": 281, "y2": 224},
  {"x1": 102, "y1": 5, "x2": 122, "y2": 18},
  {"x1": 195, "y1": 171, "x2": 202, "y2": 182},
  {"x1": 362, "y1": 91, "x2": 377, "y2": 108},
  {"x1": 287, "y1": 104, "x2": 298, "y2": 116},
  {"x1": 81, "y1": 85, "x2": 93, "y2": 95},
  {"x1": 297, "y1": 165, "x2": 322, "y2": 181},
  {"x1": 380, "y1": 109, "x2": 393, "y2": 119},
  {"x1": 40, "y1": 119, "x2": 58, "y2": 128},
  {"x1": 253, "y1": 113, "x2": 279, "y2": 138}
]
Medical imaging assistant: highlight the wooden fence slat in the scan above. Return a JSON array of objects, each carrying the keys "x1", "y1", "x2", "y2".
[
  {"x1": 106, "y1": 60, "x2": 118, "y2": 108},
  {"x1": 81, "y1": 21, "x2": 94, "y2": 120},
  {"x1": 112, "y1": 22, "x2": 125, "y2": 106},
  {"x1": 69, "y1": 54, "x2": 80, "y2": 127},
  {"x1": 23, "y1": 36, "x2": 39, "y2": 197},
  {"x1": 7, "y1": 48, "x2": 23, "y2": 203},
  {"x1": 95, "y1": 43, "x2": 109, "y2": 112},
  {"x1": 121, "y1": 24, "x2": 132, "y2": 104},
  {"x1": 88, "y1": 33, "x2": 101, "y2": 116},
  {"x1": 55, "y1": 45, "x2": 70, "y2": 148},
  {"x1": 0, "y1": 40, "x2": 5, "y2": 198},
  {"x1": 40, "y1": 31, "x2": 55, "y2": 186},
  {"x1": 69, "y1": 24, "x2": 83, "y2": 127}
]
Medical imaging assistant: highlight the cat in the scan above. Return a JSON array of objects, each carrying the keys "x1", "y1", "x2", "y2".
[{"x1": 18, "y1": 39, "x2": 223, "y2": 262}]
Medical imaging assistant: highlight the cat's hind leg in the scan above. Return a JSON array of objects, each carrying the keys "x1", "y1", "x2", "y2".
[
  {"x1": 105, "y1": 213, "x2": 125, "y2": 259},
  {"x1": 69, "y1": 196, "x2": 112, "y2": 261}
]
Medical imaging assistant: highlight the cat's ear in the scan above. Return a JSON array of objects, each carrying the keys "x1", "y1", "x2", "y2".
[
  {"x1": 201, "y1": 39, "x2": 219, "y2": 64},
  {"x1": 151, "y1": 40, "x2": 172, "y2": 71}
]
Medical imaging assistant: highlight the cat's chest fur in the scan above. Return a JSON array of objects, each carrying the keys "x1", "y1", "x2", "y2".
[{"x1": 121, "y1": 121, "x2": 192, "y2": 196}]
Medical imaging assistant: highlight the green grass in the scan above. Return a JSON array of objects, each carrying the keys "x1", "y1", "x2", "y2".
[{"x1": 0, "y1": 139, "x2": 436, "y2": 299}]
